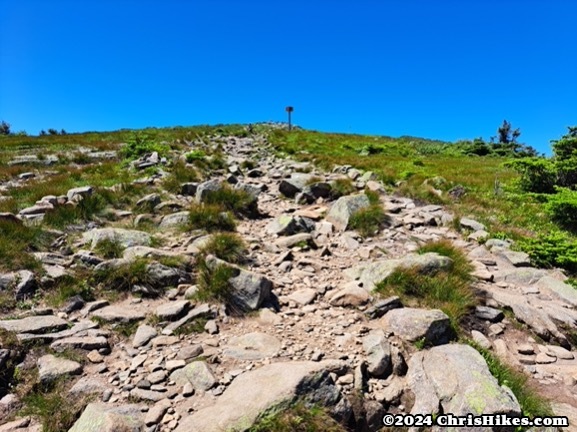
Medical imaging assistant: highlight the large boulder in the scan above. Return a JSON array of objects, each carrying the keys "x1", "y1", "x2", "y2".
[
  {"x1": 204, "y1": 255, "x2": 272, "y2": 312},
  {"x1": 279, "y1": 173, "x2": 317, "y2": 198},
  {"x1": 344, "y1": 253, "x2": 453, "y2": 292},
  {"x1": 173, "y1": 360, "x2": 348, "y2": 432},
  {"x1": 380, "y1": 308, "x2": 453, "y2": 345},
  {"x1": 37, "y1": 354, "x2": 82, "y2": 384},
  {"x1": 325, "y1": 194, "x2": 370, "y2": 231},
  {"x1": 83, "y1": 228, "x2": 152, "y2": 249},
  {"x1": 408, "y1": 344, "x2": 521, "y2": 418},
  {"x1": 68, "y1": 403, "x2": 145, "y2": 432}
]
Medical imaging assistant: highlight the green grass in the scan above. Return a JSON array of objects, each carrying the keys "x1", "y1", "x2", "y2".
[
  {"x1": 374, "y1": 239, "x2": 475, "y2": 325},
  {"x1": 467, "y1": 340, "x2": 553, "y2": 419},
  {"x1": 349, "y1": 192, "x2": 389, "y2": 238},
  {"x1": 93, "y1": 237, "x2": 125, "y2": 259},
  {"x1": 19, "y1": 379, "x2": 89, "y2": 432},
  {"x1": 197, "y1": 232, "x2": 247, "y2": 264},
  {"x1": 44, "y1": 275, "x2": 94, "y2": 308},
  {"x1": 248, "y1": 403, "x2": 346, "y2": 432},
  {"x1": 0, "y1": 219, "x2": 48, "y2": 272},
  {"x1": 330, "y1": 177, "x2": 356, "y2": 198},
  {"x1": 195, "y1": 259, "x2": 237, "y2": 306},
  {"x1": 162, "y1": 159, "x2": 200, "y2": 193},
  {"x1": 187, "y1": 202, "x2": 237, "y2": 232},
  {"x1": 91, "y1": 257, "x2": 151, "y2": 294},
  {"x1": 173, "y1": 317, "x2": 210, "y2": 335},
  {"x1": 201, "y1": 184, "x2": 257, "y2": 217}
]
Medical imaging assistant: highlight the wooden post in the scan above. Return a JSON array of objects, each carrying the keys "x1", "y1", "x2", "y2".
[{"x1": 285, "y1": 106, "x2": 294, "y2": 131}]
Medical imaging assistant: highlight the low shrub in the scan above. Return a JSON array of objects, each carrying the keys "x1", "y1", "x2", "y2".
[
  {"x1": 516, "y1": 231, "x2": 577, "y2": 274},
  {"x1": 546, "y1": 187, "x2": 577, "y2": 232}
]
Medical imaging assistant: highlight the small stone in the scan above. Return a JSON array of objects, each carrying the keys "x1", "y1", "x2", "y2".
[
  {"x1": 145, "y1": 400, "x2": 171, "y2": 426},
  {"x1": 182, "y1": 382, "x2": 194, "y2": 397},
  {"x1": 471, "y1": 330, "x2": 492, "y2": 350},
  {"x1": 165, "y1": 360, "x2": 186, "y2": 372},
  {"x1": 87, "y1": 350, "x2": 104, "y2": 363},
  {"x1": 204, "y1": 320, "x2": 219, "y2": 334}
]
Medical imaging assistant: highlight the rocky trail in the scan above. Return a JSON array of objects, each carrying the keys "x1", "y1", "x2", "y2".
[{"x1": 1, "y1": 132, "x2": 577, "y2": 431}]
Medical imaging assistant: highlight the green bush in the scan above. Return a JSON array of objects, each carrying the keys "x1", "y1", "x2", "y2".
[
  {"x1": 517, "y1": 231, "x2": 577, "y2": 274},
  {"x1": 119, "y1": 132, "x2": 170, "y2": 161},
  {"x1": 546, "y1": 188, "x2": 577, "y2": 231},
  {"x1": 505, "y1": 158, "x2": 556, "y2": 193},
  {"x1": 188, "y1": 203, "x2": 237, "y2": 232}
]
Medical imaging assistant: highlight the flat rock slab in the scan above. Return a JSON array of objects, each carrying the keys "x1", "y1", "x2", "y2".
[
  {"x1": 223, "y1": 332, "x2": 282, "y2": 360},
  {"x1": 38, "y1": 354, "x2": 82, "y2": 384},
  {"x1": 0, "y1": 315, "x2": 68, "y2": 334},
  {"x1": 536, "y1": 276, "x2": 577, "y2": 307},
  {"x1": 69, "y1": 403, "x2": 144, "y2": 432},
  {"x1": 82, "y1": 228, "x2": 152, "y2": 249},
  {"x1": 169, "y1": 360, "x2": 217, "y2": 391},
  {"x1": 288, "y1": 288, "x2": 317, "y2": 305},
  {"x1": 155, "y1": 300, "x2": 190, "y2": 320},
  {"x1": 173, "y1": 360, "x2": 344, "y2": 432},
  {"x1": 91, "y1": 305, "x2": 146, "y2": 323},
  {"x1": 345, "y1": 253, "x2": 453, "y2": 292},
  {"x1": 408, "y1": 344, "x2": 521, "y2": 417},
  {"x1": 50, "y1": 336, "x2": 108, "y2": 352},
  {"x1": 380, "y1": 308, "x2": 452, "y2": 345}
]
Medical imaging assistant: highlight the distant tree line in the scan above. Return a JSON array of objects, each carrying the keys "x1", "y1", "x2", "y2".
[
  {"x1": 0, "y1": 120, "x2": 67, "y2": 136},
  {"x1": 455, "y1": 120, "x2": 539, "y2": 158}
]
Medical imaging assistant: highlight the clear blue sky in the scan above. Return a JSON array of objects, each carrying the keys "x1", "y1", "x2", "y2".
[{"x1": 1, "y1": 0, "x2": 575, "y2": 154}]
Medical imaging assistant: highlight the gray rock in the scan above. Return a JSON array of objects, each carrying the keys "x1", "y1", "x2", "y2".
[
  {"x1": 266, "y1": 215, "x2": 314, "y2": 236},
  {"x1": 278, "y1": 173, "x2": 316, "y2": 198},
  {"x1": 364, "y1": 296, "x2": 403, "y2": 319},
  {"x1": 13, "y1": 270, "x2": 37, "y2": 300},
  {"x1": 475, "y1": 306, "x2": 504, "y2": 322},
  {"x1": 136, "y1": 193, "x2": 161, "y2": 209},
  {"x1": 223, "y1": 332, "x2": 282, "y2": 360},
  {"x1": 181, "y1": 182, "x2": 198, "y2": 196},
  {"x1": 325, "y1": 194, "x2": 370, "y2": 231},
  {"x1": 288, "y1": 288, "x2": 317, "y2": 305},
  {"x1": 380, "y1": 308, "x2": 453, "y2": 345},
  {"x1": 133, "y1": 324, "x2": 158, "y2": 348},
  {"x1": 162, "y1": 303, "x2": 212, "y2": 334},
  {"x1": 205, "y1": 255, "x2": 272, "y2": 312},
  {"x1": 493, "y1": 248, "x2": 531, "y2": 267},
  {"x1": 345, "y1": 253, "x2": 453, "y2": 292},
  {"x1": 536, "y1": 276, "x2": 577, "y2": 307},
  {"x1": 69, "y1": 403, "x2": 144, "y2": 432},
  {"x1": 37, "y1": 354, "x2": 82, "y2": 384},
  {"x1": 129, "y1": 388, "x2": 166, "y2": 402},
  {"x1": 83, "y1": 228, "x2": 152, "y2": 249},
  {"x1": 329, "y1": 283, "x2": 370, "y2": 307},
  {"x1": 545, "y1": 345, "x2": 574, "y2": 360},
  {"x1": 91, "y1": 305, "x2": 146, "y2": 323},
  {"x1": 50, "y1": 336, "x2": 108, "y2": 352},
  {"x1": 363, "y1": 330, "x2": 391, "y2": 377},
  {"x1": 274, "y1": 233, "x2": 315, "y2": 249},
  {"x1": 67, "y1": 186, "x2": 93, "y2": 202},
  {"x1": 471, "y1": 330, "x2": 492, "y2": 350},
  {"x1": 176, "y1": 344, "x2": 204, "y2": 361},
  {"x1": 195, "y1": 179, "x2": 223, "y2": 202},
  {"x1": 460, "y1": 217, "x2": 486, "y2": 232},
  {"x1": 173, "y1": 360, "x2": 346, "y2": 432},
  {"x1": 364, "y1": 400, "x2": 387, "y2": 432},
  {"x1": 0, "y1": 315, "x2": 67, "y2": 334},
  {"x1": 155, "y1": 300, "x2": 190, "y2": 320},
  {"x1": 145, "y1": 400, "x2": 171, "y2": 426},
  {"x1": 159, "y1": 211, "x2": 190, "y2": 229},
  {"x1": 169, "y1": 360, "x2": 217, "y2": 391},
  {"x1": 408, "y1": 344, "x2": 521, "y2": 416}
]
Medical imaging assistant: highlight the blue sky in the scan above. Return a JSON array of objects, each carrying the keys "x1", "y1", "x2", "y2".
[{"x1": 1, "y1": 1, "x2": 575, "y2": 154}]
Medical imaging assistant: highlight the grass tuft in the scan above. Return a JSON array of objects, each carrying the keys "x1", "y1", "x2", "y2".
[
  {"x1": 248, "y1": 403, "x2": 346, "y2": 432},
  {"x1": 375, "y1": 240, "x2": 475, "y2": 325},
  {"x1": 197, "y1": 232, "x2": 247, "y2": 264},
  {"x1": 187, "y1": 202, "x2": 237, "y2": 232}
]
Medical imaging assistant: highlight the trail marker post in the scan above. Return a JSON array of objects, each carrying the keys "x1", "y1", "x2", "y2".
[{"x1": 285, "y1": 106, "x2": 294, "y2": 131}]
